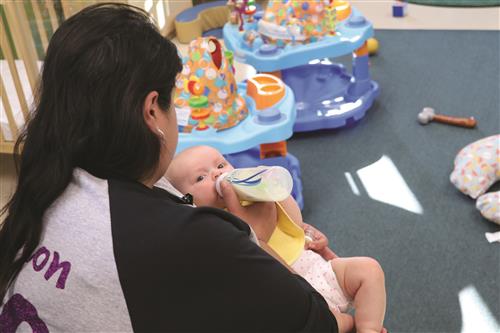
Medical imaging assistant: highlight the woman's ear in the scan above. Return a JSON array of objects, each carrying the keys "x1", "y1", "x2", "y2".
[{"x1": 143, "y1": 91, "x2": 160, "y2": 133}]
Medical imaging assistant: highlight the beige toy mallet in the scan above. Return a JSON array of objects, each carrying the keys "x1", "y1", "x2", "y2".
[{"x1": 418, "y1": 107, "x2": 476, "y2": 128}]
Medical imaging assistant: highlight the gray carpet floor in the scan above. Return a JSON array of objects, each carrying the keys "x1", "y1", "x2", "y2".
[{"x1": 287, "y1": 30, "x2": 500, "y2": 332}]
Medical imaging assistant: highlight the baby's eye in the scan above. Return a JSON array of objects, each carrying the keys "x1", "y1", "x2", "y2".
[
  {"x1": 196, "y1": 175, "x2": 205, "y2": 182},
  {"x1": 217, "y1": 163, "x2": 225, "y2": 169}
]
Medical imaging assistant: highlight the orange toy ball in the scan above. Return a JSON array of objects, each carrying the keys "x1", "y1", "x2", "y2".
[{"x1": 367, "y1": 37, "x2": 379, "y2": 56}]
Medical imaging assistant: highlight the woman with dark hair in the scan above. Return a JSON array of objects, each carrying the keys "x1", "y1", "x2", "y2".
[{"x1": 0, "y1": 3, "x2": 338, "y2": 332}]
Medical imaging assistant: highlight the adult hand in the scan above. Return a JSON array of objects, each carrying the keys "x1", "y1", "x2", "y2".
[
  {"x1": 304, "y1": 223, "x2": 338, "y2": 260},
  {"x1": 220, "y1": 180, "x2": 277, "y2": 242}
]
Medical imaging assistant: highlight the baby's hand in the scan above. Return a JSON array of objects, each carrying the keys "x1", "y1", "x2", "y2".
[
  {"x1": 316, "y1": 247, "x2": 338, "y2": 261},
  {"x1": 304, "y1": 223, "x2": 338, "y2": 260},
  {"x1": 303, "y1": 223, "x2": 327, "y2": 250}
]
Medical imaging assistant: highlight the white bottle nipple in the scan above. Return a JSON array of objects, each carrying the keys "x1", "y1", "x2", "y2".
[{"x1": 215, "y1": 172, "x2": 229, "y2": 197}]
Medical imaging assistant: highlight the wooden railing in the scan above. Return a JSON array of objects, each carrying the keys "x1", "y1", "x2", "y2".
[{"x1": 0, "y1": 0, "x2": 191, "y2": 154}]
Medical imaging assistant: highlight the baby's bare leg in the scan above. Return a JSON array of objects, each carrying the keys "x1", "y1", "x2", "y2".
[{"x1": 331, "y1": 257, "x2": 386, "y2": 333}]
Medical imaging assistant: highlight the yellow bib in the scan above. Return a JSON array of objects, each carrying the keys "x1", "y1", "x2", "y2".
[{"x1": 267, "y1": 202, "x2": 305, "y2": 265}]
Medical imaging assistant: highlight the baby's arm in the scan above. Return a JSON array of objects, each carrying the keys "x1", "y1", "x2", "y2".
[
  {"x1": 279, "y1": 195, "x2": 305, "y2": 227},
  {"x1": 279, "y1": 196, "x2": 338, "y2": 260}
]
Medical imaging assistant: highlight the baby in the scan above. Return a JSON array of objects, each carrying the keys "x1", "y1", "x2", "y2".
[{"x1": 166, "y1": 145, "x2": 386, "y2": 333}]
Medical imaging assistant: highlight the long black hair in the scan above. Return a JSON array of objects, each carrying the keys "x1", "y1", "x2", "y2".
[{"x1": 0, "y1": 3, "x2": 182, "y2": 302}]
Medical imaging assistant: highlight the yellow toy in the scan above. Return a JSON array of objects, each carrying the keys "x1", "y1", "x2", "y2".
[{"x1": 367, "y1": 37, "x2": 379, "y2": 56}]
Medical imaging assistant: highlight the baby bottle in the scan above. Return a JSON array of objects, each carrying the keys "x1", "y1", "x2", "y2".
[{"x1": 215, "y1": 166, "x2": 293, "y2": 202}]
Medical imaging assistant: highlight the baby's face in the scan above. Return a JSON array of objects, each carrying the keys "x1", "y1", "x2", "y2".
[{"x1": 167, "y1": 146, "x2": 234, "y2": 208}]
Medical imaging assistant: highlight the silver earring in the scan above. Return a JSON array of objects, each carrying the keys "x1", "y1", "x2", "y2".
[{"x1": 157, "y1": 127, "x2": 165, "y2": 142}]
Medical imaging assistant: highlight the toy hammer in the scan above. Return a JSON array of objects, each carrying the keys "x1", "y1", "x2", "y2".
[{"x1": 418, "y1": 107, "x2": 476, "y2": 128}]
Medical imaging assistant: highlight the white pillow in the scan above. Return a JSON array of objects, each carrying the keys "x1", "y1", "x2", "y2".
[
  {"x1": 476, "y1": 192, "x2": 500, "y2": 225},
  {"x1": 450, "y1": 135, "x2": 499, "y2": 199}
]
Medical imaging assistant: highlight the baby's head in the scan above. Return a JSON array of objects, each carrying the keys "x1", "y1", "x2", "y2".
[{"x1": 166, "y1": 145, "x2": 234, "y2": 208}]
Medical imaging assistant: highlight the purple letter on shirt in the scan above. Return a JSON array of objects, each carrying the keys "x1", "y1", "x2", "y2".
[
  {"x1": 44, "y1": 251, "x2": 71, "y2": 289},
  {"x1": 31, "y1": 247, "x2": 50, "y2": 272},
  {"x1": 0, "y1": 293, "x2": 49, "y2": 333}
]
